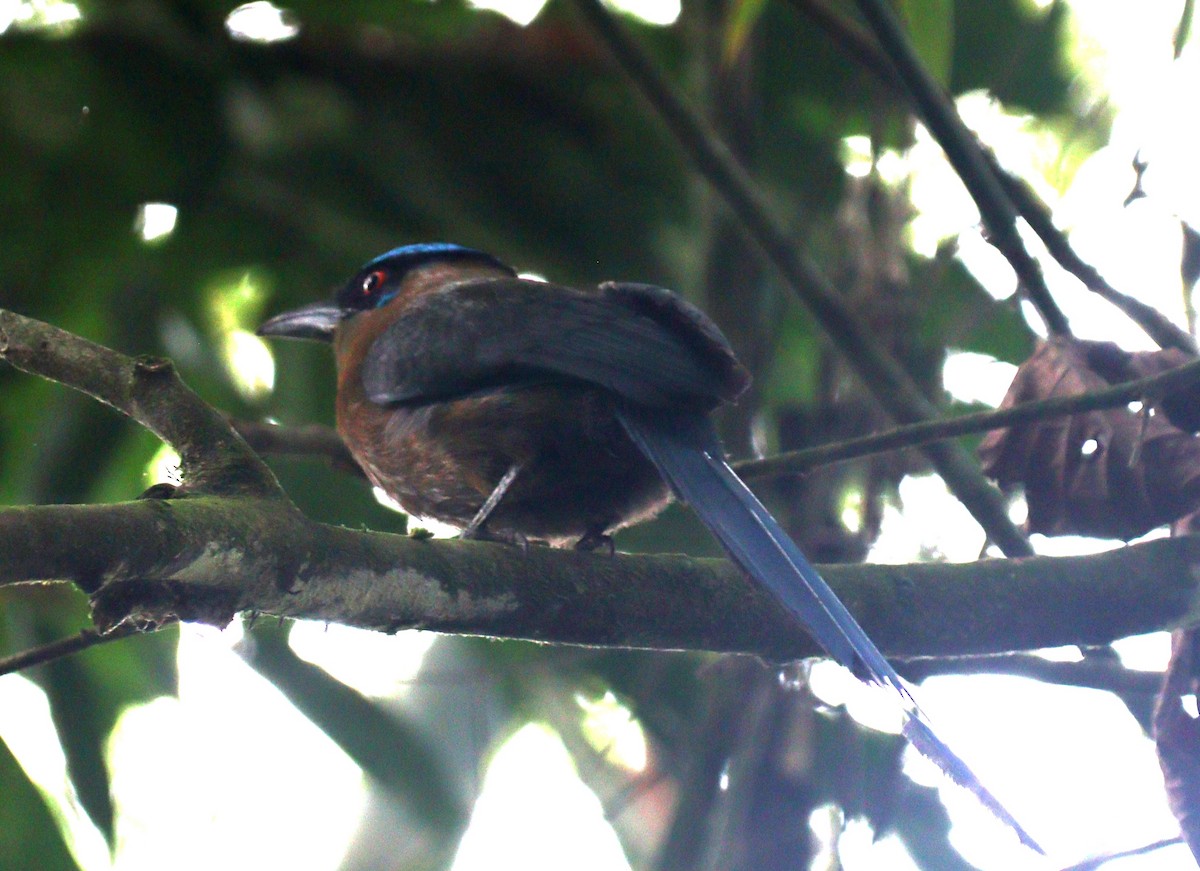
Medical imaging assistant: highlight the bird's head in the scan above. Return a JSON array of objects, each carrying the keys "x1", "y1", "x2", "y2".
[{"x1": 257, "y1": 243, "x2": 515, "y2": 343}]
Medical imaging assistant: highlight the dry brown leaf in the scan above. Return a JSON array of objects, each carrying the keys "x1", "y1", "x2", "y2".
[
  {"x1": 979, "y1": 338, "x2": 1200, "y2": 539},
  {"x1": 1080, "y1": 342, "x2": 1200, "y2": 432}
]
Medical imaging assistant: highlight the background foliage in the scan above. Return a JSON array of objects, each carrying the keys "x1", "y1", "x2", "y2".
[{"x1": 0, "y1": 0, "x2": 1184, "y2": 868}]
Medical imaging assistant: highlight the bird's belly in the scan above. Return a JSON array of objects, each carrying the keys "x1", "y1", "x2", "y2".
[{"x1": 338, "y1": 385, "x2": 670, "y2": 544}]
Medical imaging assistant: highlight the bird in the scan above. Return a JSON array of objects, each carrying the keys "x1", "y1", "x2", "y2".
[{"x1": 258, "y1": 242, "x2": 1040, "y2": 851}]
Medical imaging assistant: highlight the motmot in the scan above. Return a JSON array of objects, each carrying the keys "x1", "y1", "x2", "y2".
[{"x1": 259, "y1": 242, "x2": 1038, "y2": 850}]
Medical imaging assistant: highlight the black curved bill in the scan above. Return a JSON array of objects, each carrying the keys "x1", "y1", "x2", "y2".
[{"x1": 256, "y1": 302, "x2": 342, "y2": 343}]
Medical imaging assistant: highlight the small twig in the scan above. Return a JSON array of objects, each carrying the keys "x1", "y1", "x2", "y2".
[
  {"x1": 0, "y1": 624, "x2": 144, "y2": 677},
  {"x1": 737, "y1": 355, "x2": 1200, "y2": 480},
  {"x1": 900, "y1": 652, "x2": 1162, "y2": 696},
  {"x1": 852, "y1": 0, "x2": 1069, "y2": 337},
  {"x1": 1056, "y1": 836, "x2": 1183, "y2": 871},
  {"x1": 991, "y1": 164, "x2": 1197, "y2": 353},
  {"x1": 229, "y1": 419, "x2": 366, "y2": 479},
  {"x1": 601, "y1": 768, "x2": 670, "y2": 824}
]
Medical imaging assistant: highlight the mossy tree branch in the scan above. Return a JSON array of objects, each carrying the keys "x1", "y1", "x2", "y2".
[
  {"x1": 5, "y1": 493, "x2": 1200, "y2": 663},
  {"x1": 3, "y1": 307, "x2": 1200, "y2": 664}
]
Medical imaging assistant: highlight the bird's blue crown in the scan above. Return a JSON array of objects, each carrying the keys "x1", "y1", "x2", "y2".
[
  {"x1": 362, "y1": 243, "x2": 512, "y2": 275},
  {"x1": 338, "y1": 243, "x2": 516, "y2": 312}
]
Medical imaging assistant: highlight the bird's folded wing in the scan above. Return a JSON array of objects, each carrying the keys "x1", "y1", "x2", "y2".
[{"x1": 360, "y1": 279, "x2": 748, "y2": 410}]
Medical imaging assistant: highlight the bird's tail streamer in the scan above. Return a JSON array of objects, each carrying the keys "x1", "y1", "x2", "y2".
[{"x1": 617, "y1": 407, "x2": 1041, "y2": 853}]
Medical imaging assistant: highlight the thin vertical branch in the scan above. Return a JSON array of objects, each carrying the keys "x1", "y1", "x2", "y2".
[
  {"x1": 852, "y1": 0, "x2": 1070, "y2": 337},
  {"x1": 791, "y1": 0, "x2": 1197, "y2": 354}
]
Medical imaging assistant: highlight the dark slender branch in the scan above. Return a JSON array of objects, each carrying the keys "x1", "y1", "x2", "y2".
[
  {"x1": 790, "y1": 0, "x2": 904, "y2": 92},
  {"x1": 852, "y1": 0, "x2": 1069, "y2": 337},
  {"x1": 1057, "y1": 836, "x2": 1184, "y2": 871},
  {"x1": 0, "y1": 624, "x2": 143, "y2": 677},
  {"x1": 1154, "y1": 629, "x2": 1200, "y2": 861},
  {"x1": 229, "y1": 418, "x2": 365, "y2": 479},
  {"x1": 737, "y1": 355, "x2": 1200, "y2": 480},
  {"x1": 791, "y1": 0, "x2": 1197, "y2": 354},
  {"x1": 901, "y1": 652, "x2": 1163, "y2": 696},
  {"x1": 570, "y1": 0, "x2": 1033, "y2": 558},
  {"x1": 991, "y1": 164, "x2": 1196, "y2": 353}
]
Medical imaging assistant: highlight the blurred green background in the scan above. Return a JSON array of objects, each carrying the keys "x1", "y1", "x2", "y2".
[{"x1": 2, "y1": 0, "x2": 1172, "y2": 868}]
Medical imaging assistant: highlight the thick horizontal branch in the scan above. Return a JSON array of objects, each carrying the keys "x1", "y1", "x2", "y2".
[
  {"x1": 2, "y1": 308, "x2": 1197, "y2": 663},
  {"x1": 3, "y1": 496, "x2": 1199, "y2": 661}
]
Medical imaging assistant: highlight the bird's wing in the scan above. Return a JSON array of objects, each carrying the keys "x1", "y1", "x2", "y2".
[{"x1": 360, "y1": 279, "x2": 749, "y2": 409}]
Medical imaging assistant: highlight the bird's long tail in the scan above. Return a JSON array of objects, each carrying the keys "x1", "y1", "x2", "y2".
[{"x1": 617, "y1": 407, "x2": 1041, "y2": 853}]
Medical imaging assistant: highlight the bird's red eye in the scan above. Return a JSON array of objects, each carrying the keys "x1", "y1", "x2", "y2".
[{"x1": 362, "y1": 270, "x2": 388, "y2": 296}]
